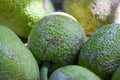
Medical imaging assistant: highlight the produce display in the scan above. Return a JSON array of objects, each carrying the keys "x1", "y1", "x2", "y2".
[{"x1": 0, "y1": 0, "x2": 120, "y2": 80}]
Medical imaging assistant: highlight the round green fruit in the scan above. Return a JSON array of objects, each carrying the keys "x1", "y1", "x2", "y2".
[
  {"x1": 27, "y1": 12, "x2": 87, "y2": 79},
  {"x1": 78, "y1": 24, "x2": 120, "y2": 80},
  {"x1": 49, "y1": 65, "x2": 101, "y2": 80},
  {"x1": 0, "y1": 25, "x2": 40, "y2": 80},
  {"x1": 0, "y1": 0, "x2": 54, "y2": 38}
]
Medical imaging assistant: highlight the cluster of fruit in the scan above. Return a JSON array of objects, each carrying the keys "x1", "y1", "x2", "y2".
[{"x1": 0, "y1": 0, "x2": 120, "y2": 80}]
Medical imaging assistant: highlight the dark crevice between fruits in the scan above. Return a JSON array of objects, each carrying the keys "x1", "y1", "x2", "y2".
[
  {"x1": 19, "y1": 36, "x2": 27, "y2": 43},
  {"x1": 51, "y1": 0, "x2": 63, "y2": 11}
]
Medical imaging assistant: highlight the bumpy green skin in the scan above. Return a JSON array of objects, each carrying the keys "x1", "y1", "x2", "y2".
[
  {"x1": 49, "y1": 65, "x2": 101, "y2": 80},
  {"x1": 0, "y1": 26, "x2": 40, "y2": 80},
  {"x1": 28, "y1": 12, "x2": 87, "y2": 73},
  {"x1": 112, "y1": 66, "x2": 120, "y2": 80},
  {"x1": 0, "y1": 0, "x2": 54, "y2": 38},
  {"x1": 78, "y1": 24, "x2": 120, "y2": 80},
  {"x1": 63, "y1": 0, "x2": 119, "y2": 36}
]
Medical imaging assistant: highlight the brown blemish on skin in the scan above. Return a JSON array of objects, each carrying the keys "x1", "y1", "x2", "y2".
[
  {"x1": 49, "y1": 38, "x2": 60, "y2": 46},
  {"x1": 47, "y1": 37, "x2": 64, "y2": 48}
]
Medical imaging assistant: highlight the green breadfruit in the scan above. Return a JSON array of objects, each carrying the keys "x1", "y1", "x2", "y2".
[
  {"x1": 78, "y1": 24, "x2": 120, "y2": 80},
  {"x1": 27, "y1": 12, "x2": 87, "y2": 79},
  {"x1": 49, "y1": 65, "x2": 101, "y2": 80},
  {"x1": 0, "y1": 25, "x2": 40, "y2": 80},
  {"x1": 0, "y1": 0, "x2": 54, "y2": 38}
]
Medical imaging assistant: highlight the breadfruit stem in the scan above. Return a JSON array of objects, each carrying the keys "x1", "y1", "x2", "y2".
[{"x1": 40, "y1": 62, "x2": 50, "y2": 80}]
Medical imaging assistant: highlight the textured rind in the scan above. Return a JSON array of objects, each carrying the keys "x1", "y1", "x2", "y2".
[
  {"x1": 28, "y1": 12, "x2": 87, "y2": 73},
  {"x1": 112, "y1": 66, "x2": 120, "y2": 80},
  {"x1": 49, "y1": 65, "x2": 101, "y2": 80},
  {"x1": 0, "y1": 26, "x2": 40, "y2": 80},
  {"x1": 63, "y1": 0, "x2": 120, "y2": 36},
  {"x1": 0, "y1": 0, "x2": 54, "y2": 38},
  {"x1": 78, "y1": 24, "x2": 120, "y2": 80}
]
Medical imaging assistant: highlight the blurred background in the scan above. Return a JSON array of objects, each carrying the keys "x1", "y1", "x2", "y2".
[{"x1": 51, "y1": 0, "x2": 63, "y2": 11}]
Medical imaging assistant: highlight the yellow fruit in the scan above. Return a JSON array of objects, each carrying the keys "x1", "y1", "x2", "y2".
[{"x1": 63, "y1": 0, "x2": 120, "y2": 36}]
